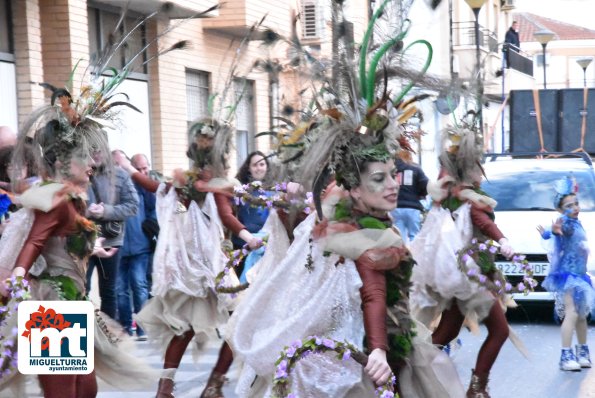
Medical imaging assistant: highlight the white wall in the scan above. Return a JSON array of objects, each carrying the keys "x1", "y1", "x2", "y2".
[
  {"x1": 0, "y1": 61, "x2": 18, "y2": 133},
  {"x1": 104, "y1": 78, "x2": 152, "y2": 163}
]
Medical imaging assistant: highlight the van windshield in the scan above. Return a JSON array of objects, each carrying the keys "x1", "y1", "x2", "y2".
[{"x1": 481, "y1": 169, "x2": 595, "y2": 211}]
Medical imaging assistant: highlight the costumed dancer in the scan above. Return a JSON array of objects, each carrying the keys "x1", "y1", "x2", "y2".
[
  {"x1": 537, "y1": 176, "x2": 595, "y2": 371},
  {"x1": 114, "y1": 118, "x2": 263, "y2": 398},
  {"x1": 0, "y1": 73, "x2": 156, "y2": 398},
  {"x1": 409, "y1": 126, "x2": 520, "y2": 397},
  {"x1": 227, "y1": 105, "x2": 464, "y2": 397},
  {"x1": 226, "y1": 1, "x2": 465, "y2": 394}
]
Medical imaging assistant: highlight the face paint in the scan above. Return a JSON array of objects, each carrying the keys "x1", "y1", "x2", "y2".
[
  {"x1": 350, "y1": 161, "x2": 399, "y2": 213},
  {"x1": 560, "y1": 195, "x2": 580, "y2": 218}
]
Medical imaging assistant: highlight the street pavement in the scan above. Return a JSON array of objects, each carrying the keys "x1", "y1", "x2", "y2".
[{"x1": 11, "y1": 280, "x2": 595, "y2": 397}]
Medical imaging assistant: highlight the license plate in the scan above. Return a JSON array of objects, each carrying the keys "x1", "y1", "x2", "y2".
[{"x1": 496, "y1": 262, "x2": 549, "y2": 276}]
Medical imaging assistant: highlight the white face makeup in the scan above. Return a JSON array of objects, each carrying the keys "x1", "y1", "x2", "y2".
[
  {"x1": 249, "y1": 154, "x2": 267, "y2": 181},
  {"x1": 67, "y1": 154, "x2": 95, "y2": 186},
  {"x1": 350, "y1": 160, "x2": 399, "y2": 213}
]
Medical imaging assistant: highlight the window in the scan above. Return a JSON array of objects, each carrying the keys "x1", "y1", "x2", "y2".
[
  {"x1": 234, "y1": 79, "x2": 255, "y2": 166},
  {"x1": 186, "y1": 70, "x2": 210, "y2": 129},
  {"x1": 302, "y1": 2, "x2": 319, "y2": 39},
  {"x1": 0, "y1": 0, "x2": 14, "y2": 59},
  {"x1": 88, "y1": 6, "x2": 147, "y2": 74}
]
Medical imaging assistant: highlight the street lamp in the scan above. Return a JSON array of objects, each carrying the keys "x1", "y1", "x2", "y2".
[
  {"x1": 534, "y1": 29, "x2": 555, "y2": 89},
  {"x1": 464, "y1": 0, "x2": 487, "y2": 135},
  {"x1": 576, "y1": 57, "x2": 593, "y2": 88}
]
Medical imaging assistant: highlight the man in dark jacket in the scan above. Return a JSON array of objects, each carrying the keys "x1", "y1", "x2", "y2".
[
  {"x1": 391, "y1": 153, "x2": 429, "y2": 243},
  {"x1": 503, "y1": 21, "x2": 520, "y2": 68}
]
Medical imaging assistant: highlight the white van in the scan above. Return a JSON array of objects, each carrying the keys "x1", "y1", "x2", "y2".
[{"x1": 481, "y1": 153, "x2": 595, "y2": 302}]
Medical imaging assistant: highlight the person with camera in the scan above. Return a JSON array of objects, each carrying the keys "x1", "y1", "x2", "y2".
[{"x1": 86, "y1": 150, "x2": 139, "y2": 319}]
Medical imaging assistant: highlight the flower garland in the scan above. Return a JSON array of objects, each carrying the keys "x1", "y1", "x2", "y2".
[
  {"x1": 272, "y1": 336, "x2": 398, "y2": 398},
  {"x1": 457, "y1": 238, "x2": 538, "y2": 296},
  {"x1": 233, "y1": 181, "x2": 313, "y2": 213},
  {"x1": 0, "y1": 276, "x2": 31, "y2": 380},
  {"x1": 214, "y1": 241, "x2": 266, "y2": 294}
]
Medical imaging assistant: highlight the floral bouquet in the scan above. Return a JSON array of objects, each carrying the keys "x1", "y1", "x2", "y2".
[
  {"x1": 457, "y1": 238, "x2": 537, "y2": 297},
  {"x1": 272, "y1": 336, "x2": 398, "y2": 398},
  {"x1": 0, "y1": 276, "x2": 31, "y2": 380}
]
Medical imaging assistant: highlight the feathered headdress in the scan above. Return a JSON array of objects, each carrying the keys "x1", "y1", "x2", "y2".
[
  {"x1": 12, "y1": 3, "x2": 216, "y2": 181},
  {"x1": 438, "y1": 124, "x2": 484, "y2": 185},
  {"x1": 185, "y1": 15, "x2": 275, "y2": 178},
  {"x1": 554, "y1": 175, "x2": 579, "y2": 209},
  {"x1": 260, "y1": 0, "x2": 437, "y2": 217}
]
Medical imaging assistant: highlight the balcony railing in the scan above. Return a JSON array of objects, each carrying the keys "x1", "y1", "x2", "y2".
[
  {"x1": 504, "y1": 44, "x2": 533, "y2": 76},
  {"x1": 453, "y1": 21, "x2": 498, "y2": 53}
]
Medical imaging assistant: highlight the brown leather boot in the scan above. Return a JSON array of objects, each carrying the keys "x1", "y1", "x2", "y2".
[
  {"x1": 466, "y1": 369, "x2": 490, "y2": 398},
  {"x1": 200, "y1": 371, "x2": 227, "y2": 398},
  {"x1": 156, "y1": 378, "x2": 175, "y2": 398}
]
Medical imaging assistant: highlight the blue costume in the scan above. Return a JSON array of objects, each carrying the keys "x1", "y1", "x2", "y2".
[{"x1": 542, "y1": 216, "x2": 595, "y2": 319}]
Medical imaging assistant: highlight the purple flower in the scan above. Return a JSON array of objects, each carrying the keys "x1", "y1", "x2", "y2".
[
  {"x1": 300, "y1": 350, "x2": 312, "y2": 359},
  {"x1": 304, "y1": 207, "x2": 311, "y2": 215},
  {"x1": 285, "y1": 345, "x2": 297, "y2": 358},
  {"x1": 281, "y1": 182, "x2": 288, "y2": 191},
  {"x1": 266, "y1": 201, "x2": 273, "y2": 208},
  {"x1": 494, "y1": 280, "x2": 502, "y2": 287},
  {"x1": 342, "y1": 350, "x2": 351, "y2": 361},
  {"x1": 489, "y1": 246, "x2": 498, "y2": 254},
  {"x1": 478, "y1": 275, "x2": 487, "y2": 284},
  {"x1": 478, "y1": 243, "x2": 487, "y2": 251},
  {"x1": 380, "y1": 391, "x2": 395, "y2": 398},
  {"x1": 234, "y1": 197, "x2": 241, "y2": 206},
  {"x1": 315, "y1": 337, "x2": 322, "y2": 345},
  {"x1": 224, "y1": 267, "x2": 230, "y2": 274},
  {"x1": 505, "y1": 283, "x2": 512, "y2": 292},
  {"x1": 287, "y1": 394, "x2": 297, "y2": 398},
  {"x1": 467, "y1": 268, "x2": 477, "y2": 277},
  {"x1": 390, "y1": 375, "x2": 396, "y2": 384},
  {"x1": 275, "y1": 360, "x2": 288, "y2": 379},
  {"x1": 471, "y1": 238, "x2": 478, "y2": 244},
  {"x1": 462, "y1": 254, "x2": 470, "y2": 263},
  {"x1": 517, "y1": 282, "x2": 526, "y2": 291},
  {"x1": 321, "y1": 339, "x2": 336, "y2": 349},
  {"x1": 291, "y1": 339, "x2": 302, "y2": 349}
]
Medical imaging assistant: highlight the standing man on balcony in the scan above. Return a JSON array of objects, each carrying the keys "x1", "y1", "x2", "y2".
[{"x1": 504, "y1": 21, "x2": 520, "y2": 68}]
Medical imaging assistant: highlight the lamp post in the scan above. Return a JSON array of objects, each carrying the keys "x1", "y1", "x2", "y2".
[
  {"x1": 576, "y1": 57, "x2": 593, "y2": 88},
  {"x1": 533, "y1": 29, "x2": 555, "y2": 89},
  {"x1": 464, "y1": 0, "x2": 487, "y2": 135}
]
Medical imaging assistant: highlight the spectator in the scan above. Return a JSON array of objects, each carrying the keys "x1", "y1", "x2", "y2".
[
  {"x1": 233, "y1": 151, "x2": 271, "y2": 280},
  {"x1": 390, "y1": 151, "x2": 429, "y2": 243},
  {"x1": 86, "y1": 150, "x2": 139, "y2": 319},
  {"x1": 115, "y1": 150, "x2": 156, "y2": 341},
  {"x1": 503, "y1": 21, "x2": 520, "y2": 68},
  {"x1": 130, "y1": 153, "x2": 160, "y2": 292}
]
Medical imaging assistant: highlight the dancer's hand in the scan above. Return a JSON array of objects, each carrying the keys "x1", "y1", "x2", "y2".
[
  {"x1": 498, "y1": 238, "x2": 515, "y2": 259},
  {"x1": 365, "y1": 348, "x2": 392, "y2": 385},
  {"x1": 239, "y1": 229, "x2": 263, "y2": 250}
]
